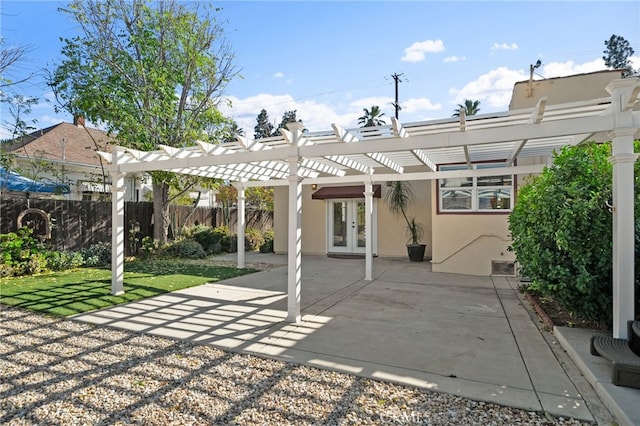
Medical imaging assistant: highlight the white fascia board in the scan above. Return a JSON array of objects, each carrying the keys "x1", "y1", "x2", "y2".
[
  {"x1": 299, "y1": 114, "x2": 615, "y2": 158},
  {"x1": 118, "y1": 145, "x2": 298, "y2": 174},
  {"x1": 240, "y1": 163, "x2": 546, "y2": 188}
]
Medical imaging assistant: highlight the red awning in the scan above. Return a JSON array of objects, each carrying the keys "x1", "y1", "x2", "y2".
[{"x1": 311, "y1": 184, "x2": 382, "y2": 200}]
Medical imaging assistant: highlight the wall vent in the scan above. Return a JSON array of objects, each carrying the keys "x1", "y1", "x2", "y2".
[{"x1": 491, "y1": 260, "x2": 516, "y2": 276}]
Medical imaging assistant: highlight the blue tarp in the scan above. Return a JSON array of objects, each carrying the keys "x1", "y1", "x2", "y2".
[{"x1": 0, "y1": 167, "x2": 70, "y2": 194}]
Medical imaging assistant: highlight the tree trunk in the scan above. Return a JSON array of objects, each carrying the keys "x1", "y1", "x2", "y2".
[{"x1": 152, "y1": 178, "x2": 170, "y2": 244}]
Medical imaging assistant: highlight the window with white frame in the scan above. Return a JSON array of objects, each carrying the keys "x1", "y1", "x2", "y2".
[{"x1": 438, "y1": 162, "x2": 513, "y2": 212}]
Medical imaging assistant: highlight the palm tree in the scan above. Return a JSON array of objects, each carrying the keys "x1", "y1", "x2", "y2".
[
  {"x1": 452, "y1": 99, "x2": 481, "y2": 117},
  {"x1": 358, "y1": 105, "x2": 387, "y2": 127}
]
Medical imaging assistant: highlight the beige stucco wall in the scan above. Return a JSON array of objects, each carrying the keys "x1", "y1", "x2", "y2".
[
  {"x1": 273, "y1": 181, "x2": 433, "y2": 259},
  {"x1": 377, "y1": 181, "x2": 432, "y2": 258},
  {"x1": 273, "y1": 185, "x2": 327, "y2": 255},
  {"x1": 430, "y1": 183, "x2": 514, "y2": 275}
]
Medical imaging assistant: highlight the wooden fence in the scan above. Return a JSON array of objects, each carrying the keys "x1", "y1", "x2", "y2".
[{"x1": 0, "y1": 195, "x2": 273, "y2": 254}]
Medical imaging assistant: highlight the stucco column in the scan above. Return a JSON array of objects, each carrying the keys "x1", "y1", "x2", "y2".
[
  {"x1": 364, "y1": 180, "x2": 374, "y2": 281},
  {"x1": 606, "y1": 78, "x2": 639, "y2": 339},
  {"x1": 235, "y1": 182, "x2": 246, "y2": 269},
  {"x1": 610, "y1": 128, "x2": 636, "y2": 339},
  {"x1": 287, "y1": 157, "x2": 302, "y2": 323},
  {"x1": 110, "y1": 148, "x2": 125, "y2": 295}
]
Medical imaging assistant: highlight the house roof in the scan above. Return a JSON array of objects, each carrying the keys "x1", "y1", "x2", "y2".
[
  {"x1": 509, "y1": 69, "x2": 625, "y2": 110},
  {"x1": 2, "y1": 122, "x2": 114, "y2": 167}
]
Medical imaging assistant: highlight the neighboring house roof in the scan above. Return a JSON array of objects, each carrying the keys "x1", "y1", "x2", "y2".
[
  {"x1": 509, "y1": 69, "x2": 625, "y2": 110},
  {"x1": 2, "y1": 119, "x2": 114, "y2": 167}
]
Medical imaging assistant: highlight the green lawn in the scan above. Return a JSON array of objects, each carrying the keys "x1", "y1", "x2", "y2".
[{"x1": 0, "y1": 259, "x2": 257, "y2": 317}]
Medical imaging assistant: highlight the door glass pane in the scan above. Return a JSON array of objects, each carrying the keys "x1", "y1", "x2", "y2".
[
  {"x1": 332, "y1": 202, "x2": 347, "y2": 247},
  {"x1": 356, "y1": 201, "x2": 366, "y2": 248}
]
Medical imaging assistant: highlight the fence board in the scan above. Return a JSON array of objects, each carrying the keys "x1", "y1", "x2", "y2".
[{"x1": 0, "y1": 196, "x2": 272, "y2": 255}]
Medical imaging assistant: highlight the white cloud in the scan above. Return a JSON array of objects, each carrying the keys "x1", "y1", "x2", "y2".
[
  {"x1": 444, "y1": 56, "x2": 466, "y2": 63},
  {"x1": 449, "y1": 67, "x2": 527, "y2": 110},
  {"x1": 541, "y1": 58, "x2": 605, "y2": 78},
  {"x1": 446, "y1": 56, "x2": 624, "y2": 112},
  {"x1": 400, "y1": 98, "x2": 441, "y2": 114},
  {"x1": 401, "y1": 39, "x2": 445, "y2": 63},
  {"x1": 222, "y1": 93, "x2": 360, "y2": 135},
  {"x1": 491, "y1": 42, "x2": 518, "y2": 51},
  {"x1": 273, "y1": 72, "x2": 284, "y2": 79}
]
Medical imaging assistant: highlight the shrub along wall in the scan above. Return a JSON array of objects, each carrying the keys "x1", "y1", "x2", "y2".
[{"x1": 0, "y1": 196, "x2": 272, "y2": 255}]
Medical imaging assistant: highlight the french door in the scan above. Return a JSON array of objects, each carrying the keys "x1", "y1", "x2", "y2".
[{"x1": 328, "y1": 199, "x2": 376, "y2": 254}]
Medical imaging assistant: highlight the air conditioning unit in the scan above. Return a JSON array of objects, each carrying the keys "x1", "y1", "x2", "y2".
[{"x1": 491, "y1": 260, "x2": 516, "y2": 276}]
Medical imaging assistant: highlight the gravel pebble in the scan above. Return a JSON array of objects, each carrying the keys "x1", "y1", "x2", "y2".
[{"x1": 0, "y1": 306, "x2": 590, "y2": 425}]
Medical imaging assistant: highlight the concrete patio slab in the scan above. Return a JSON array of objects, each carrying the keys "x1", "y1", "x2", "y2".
[
  {"x1": 72, "y1": 254, "x2": 601, "y2": 422},
  {"x1": 555, "y1": 326, "x2": 640, "y2": 425}
]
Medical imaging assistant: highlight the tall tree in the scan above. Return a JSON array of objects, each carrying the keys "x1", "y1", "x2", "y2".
[
  {"x1": 49, "y1": 0, "x2": 238, "y2": 244},
  {"x1": 452, "y1": 99, "x2": 481, "y2": 117},
  {"x1": 0, "y1": 45, "x2": 32, "y2": 90},
  {"x1": 273, "y1": 109, "x2": 304, "y2": 136},
  {"x1": 254, "y1": 109, "x2": 274, "y2": 139},
  {"x1": 603, "y1": 34, "x2": 635, "y2": 74},
  {"x1": 357, "y1": 105, "x2": 386, "y2": 127}
]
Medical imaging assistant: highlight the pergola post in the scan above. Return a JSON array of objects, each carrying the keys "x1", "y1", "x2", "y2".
[
  {"x1": 364, "y1": 179, "x2": 374, "y2": 281},
  {"x1": 287, "y1": 157, "x2": 302, "y2": 323},
  {"x1": 235, "y1": 182, "x2": 246, "y2": 269},
  {"x1": 607, "y1": 79, "x2": 639, "y2": 339},
  {"x1": 286, "y1": 122, "x2": 305, "y2": 323},
  {"x1": 110, "y1": 147, "x2": 125, "y2": 296}
]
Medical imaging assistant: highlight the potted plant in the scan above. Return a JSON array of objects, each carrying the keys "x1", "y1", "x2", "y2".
[{"x1": 384, "y1": 181, "x2": 426, "y2": 262}]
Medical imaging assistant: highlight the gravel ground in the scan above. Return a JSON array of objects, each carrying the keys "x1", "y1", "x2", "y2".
[{"x1": 1, "y1": 306, "x2": 591, "y2": 425}]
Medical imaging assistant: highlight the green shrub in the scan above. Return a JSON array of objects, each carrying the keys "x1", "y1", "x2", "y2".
[
  {"x1": 260, "y1": 230, "x2": 274, "y2": 253},
  {"x1": 0, "y1": 227, "x2": 49, "y2": 277},
  {"x1": 245, "y1": 228, "x2": 264, "y2": 251},
  {"x1": 46, "y1": 251, "x2": 84, "y2": 271},
  {"x1": 185, "y1": 225, "x2": 234, "y2": 254},
  {"x1": 165, "y1": 239, "x2": 206, "y2": 259},
  {"x1": 79, "y1": 241, "x2": 112, "y2": 267},
  {"x1": 140, "y1": 236, "x2": 159, "y2": 257},
  {"x1": 210, "y1": 242, "x2": 223, "y2": 254},
  {"x1": 509, "y1": 142, "x2": 640, "y2": 326}
]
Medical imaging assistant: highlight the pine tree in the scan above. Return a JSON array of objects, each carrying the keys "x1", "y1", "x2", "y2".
[{"x1": 254, "y1": 109, "x2": 274, "y2": 139}]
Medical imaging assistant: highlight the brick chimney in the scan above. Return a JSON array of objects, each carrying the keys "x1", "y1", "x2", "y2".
[{"x1": 73, "y1": 115, "x2": 85, "y2": 127}]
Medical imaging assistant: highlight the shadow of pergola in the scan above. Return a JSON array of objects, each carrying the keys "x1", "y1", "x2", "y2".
[{"x1": 0, "y1": 307, "x2": 450, "y2": 424}]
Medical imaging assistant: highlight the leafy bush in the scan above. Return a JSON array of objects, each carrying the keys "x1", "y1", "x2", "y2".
[
  {"x1": 245, "y1": 227, "x2": 264, "y2": 251},
  {"x1": 509, "y1": 142, "x2": 640, "y2": 326},
  {"x1": 185, "y1": 225, "x2": 232, "y2": 254},
  {"x1": 46, "y1": 251, "x2": 84, "y2": 271},
  {"x1": 210, "y1": 242, "x2": 223, "y2": 254},
  {"x1": 140, "y1": 236, "x2": 159, "y2": 257},
  {"x1": 165, "y1": 239, "x2": 206, "y2": 259},
  {"x1": 78, "y1": 241, "x2": 112, "y2": 267},
  {"x1": 260, "y1": 230, "x2": 274, "y2": 253},
  {"x1": 0, "y1": 227, "x2": 49, "y2": 277}
]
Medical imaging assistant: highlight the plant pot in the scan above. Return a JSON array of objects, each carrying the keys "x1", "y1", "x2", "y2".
[{"x1": 407, "y1": 244, "x2": 426, "y2": 262}]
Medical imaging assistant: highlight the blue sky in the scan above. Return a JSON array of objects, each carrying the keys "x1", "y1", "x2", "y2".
[{"x1": 1, "y1": 1, "x2": 639, "y2": 139}]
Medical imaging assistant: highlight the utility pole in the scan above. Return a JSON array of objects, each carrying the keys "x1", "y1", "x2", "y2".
[{"x1": 391, "y1": 73, "x2": 404, "y2": 119}]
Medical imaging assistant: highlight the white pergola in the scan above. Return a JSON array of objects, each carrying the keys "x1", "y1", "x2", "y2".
[{"x1": 101, "y1": 78, "x2": 640, "y2": 338}]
